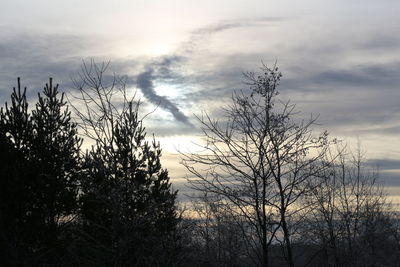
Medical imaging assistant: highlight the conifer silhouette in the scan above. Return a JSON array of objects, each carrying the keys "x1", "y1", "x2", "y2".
[{"x1": 0, "y1": 78, "x2": 82, "y2": 265}]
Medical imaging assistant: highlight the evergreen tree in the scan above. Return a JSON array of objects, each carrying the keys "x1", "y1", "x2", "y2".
[
  {"x1": 30, "y1": 78, "x2": 82, "y2": 263},
  {"x1": 0, "y1": 78, "x2": 34, "y2": 265},
  {"x1": 0, "y1": 78, "x2": 82, "y2": 265},
  {"x1": 72, "y1": 61, "x2": 179, "y2": 266},
  {"x1": 78, "y1": 103, "x2": 178, "y2": 266}
]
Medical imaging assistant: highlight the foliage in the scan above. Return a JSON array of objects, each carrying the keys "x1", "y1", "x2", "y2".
[
  {"x1": 0, "y1": 78, "x2": 82, "y2": 265},
  {"x1": 70, "y1": 61, "x2": 180, "y2": 266}
]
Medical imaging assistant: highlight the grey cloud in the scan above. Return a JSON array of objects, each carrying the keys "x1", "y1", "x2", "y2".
[
  {"x1": 168, "y1": 53, "x2": 271, "y2": 104},
  {"x1": 314, "y1": 71, "x2": 370, "y2": 86},
  {"x1": 191, "y1": 17, "x2": 282, "y2": 35},
  {"x1": 0, "y1": 17, "x2": 399, "y2": 190},
  {"x1": 0, "y1": 17, "x2": 282, "y2": 127},
  {"x1": 367, "y1": 159, "x2": 400, "y2": 171},
  {"x1": 346, "y1": 125, "x2": 400, "y2": 137},
  {"x1": 127, "y1": 21, "x2": 241, "y2": 124},
  {"x1": 2, "y1": 17, "x2": 399, "y2": 143},
  {"x1": 379, "y1": 171, "x2": 400, "y2": 187},
  {"x1": 0, "y1": 33, "x2": 92, "y2": 102},
  {"x1": 155, "y1": 56, "x2": 184, "y2": 78},
  {"x1": 136, "y1": 68, "x2": 192, "y2": 125},
  {"x1": 131, "y1": 18, "x2": 282, "y2": 125},
  {"x1": 182, "y1": 17, "x2": 282, "y2": 55},
  {"x1": 344, "y1": 159, "x2": 400, "y2": 187},
  {"x1": 276, "y1": 61, "x2": 400, "y2": 92},
  {"x1": 134, "y1": 41, "x2": 400, "y2": 134},
  {"x1": 312, "y1": 63, "x2": 400, "y2": 87},
  {"x1": 268, "y1": 61, "x2": 400, "y2": 131},
  {"x1": 360, "y1": 35, "x2": 400, "y2": 51},
  {"x1": 192, "y1": 22, "x2": 244, "y2": 35},
  {"x1": 128, "y1": 53, "x2": 195, "y2": 126}
]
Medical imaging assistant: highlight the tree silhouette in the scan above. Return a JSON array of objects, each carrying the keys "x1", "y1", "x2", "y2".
[
  {"x1": 301, "y1": 144, "x2": 398, "y2": 267},
  {"x1": 0, "y1": 78, "x2": 82, "y2": 265},
  {"x1": 71, "y1": 61, "x2": 179, "y2": 266},
  {"x1": 30, "y1": 78, "x2": 82, "y2": 263},
  {"x1": 181, "y1": 65, "x2": 330, "y2": 267},
  {"x1": 0, "y1": 78, "x2": 34, "y2": 265}
]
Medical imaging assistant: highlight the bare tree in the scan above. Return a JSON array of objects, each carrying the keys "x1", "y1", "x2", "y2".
[
  {"x1": 183, "y1": 192, "x2": 247, "y2": 267},
  {"x1": 302, "y1": 143, "x2": 395, "y2": 267},
  {"x1": 69, "y1": 60, "x2": 135, "y2": 145},
  {"x1": 181, "y1": 65, "x2": 329, "y2": 267}
]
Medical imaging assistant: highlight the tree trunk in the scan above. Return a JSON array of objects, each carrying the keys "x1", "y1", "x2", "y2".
[
  {"x1": 262, "y1": 227, "x2": 269, "y2": 267},
  {"x1": 281, "y1": 216, "x2": 294, "y2": 267}
]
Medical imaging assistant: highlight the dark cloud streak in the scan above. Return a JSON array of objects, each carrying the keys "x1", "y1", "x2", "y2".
[
  {"x1": 133, "y1": 17, "x2": 281, "y2": 125},
  {"x1": 136, "y1": 68, "x2": 192, "y2": 125}
]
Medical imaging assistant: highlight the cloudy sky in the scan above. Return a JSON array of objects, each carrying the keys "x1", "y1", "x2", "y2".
[{"x1": 1, "y1": 0, "x2": 399, "y2": 201}]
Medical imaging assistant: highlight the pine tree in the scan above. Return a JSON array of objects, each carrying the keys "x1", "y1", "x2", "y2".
[
  {"x1": 0, "y1": 78, "x2": 34, "y2": 265},
  {"x1": 79, "y1": 102, "x2": 178, "y2": 266},
  {"x1": 30, "y1": 78, "x2": 82, "y2": 263},
  {"x1": 72, "y1": 61, "x2": 179, "y2": 266},
  {"x1": 0, "y1": 78, "x2": 82, "y2": 265}
]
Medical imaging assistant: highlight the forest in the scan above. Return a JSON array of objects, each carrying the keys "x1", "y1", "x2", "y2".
[{"x1": 0, "y1": 62, "x2": 399, "y2": 267}]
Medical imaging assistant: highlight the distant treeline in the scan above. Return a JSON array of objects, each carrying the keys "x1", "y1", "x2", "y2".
[{"x1": 0, "y1": 62, "x2": 399, "y2": 267}]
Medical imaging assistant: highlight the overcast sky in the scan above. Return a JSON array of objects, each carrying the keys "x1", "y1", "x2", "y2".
[{"x1": 1, "y1": 0, "x2": 399, "y2": 200}]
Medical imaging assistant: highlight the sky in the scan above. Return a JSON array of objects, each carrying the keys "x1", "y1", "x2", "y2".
[{"x1": 0, "y1": 0, "x2": 399, "y2": 202}]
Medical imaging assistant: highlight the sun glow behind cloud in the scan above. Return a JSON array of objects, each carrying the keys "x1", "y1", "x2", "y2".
[
  {"x1": 154, "y1": 83, "x2": 181, "y2": 98},
  {"x1": 142, "y1": 44, "x2": 174, "y2": 57}
]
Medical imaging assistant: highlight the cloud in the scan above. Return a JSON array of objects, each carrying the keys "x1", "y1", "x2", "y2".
[
  {"x1": 182, "y1": 17, "x2": 281, "y2": 54},
  {"x1": 191, "y1": 17, "x2": 282, "y2": 36},
  {"x1": 0, "y1": 15, "x2": 399, "y2": 189},
  {"x1": 310, "y1": 63, "x2": 400, "y2": 87},
  {"x1": 360, "y1": 35, "x2": 400, "y2": 51},
  {"x1": 0, "y1": 32, "x2": 94, "y2": 102},
  {"x1": 136, "y1": 67, "x2": 192, "y2": 125},
  {"x1": 131, "y1": 17, "x2": 282, "y2": 125},
  {"x1": 0, "y1": 17, "x2": 282, "y2": 126},
  {"x1": 0, "y1": 17, "x2": 398, "y2": 135},
  {"x1": 379, "y1": 170, "x2": 400, "y2": 187}
]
